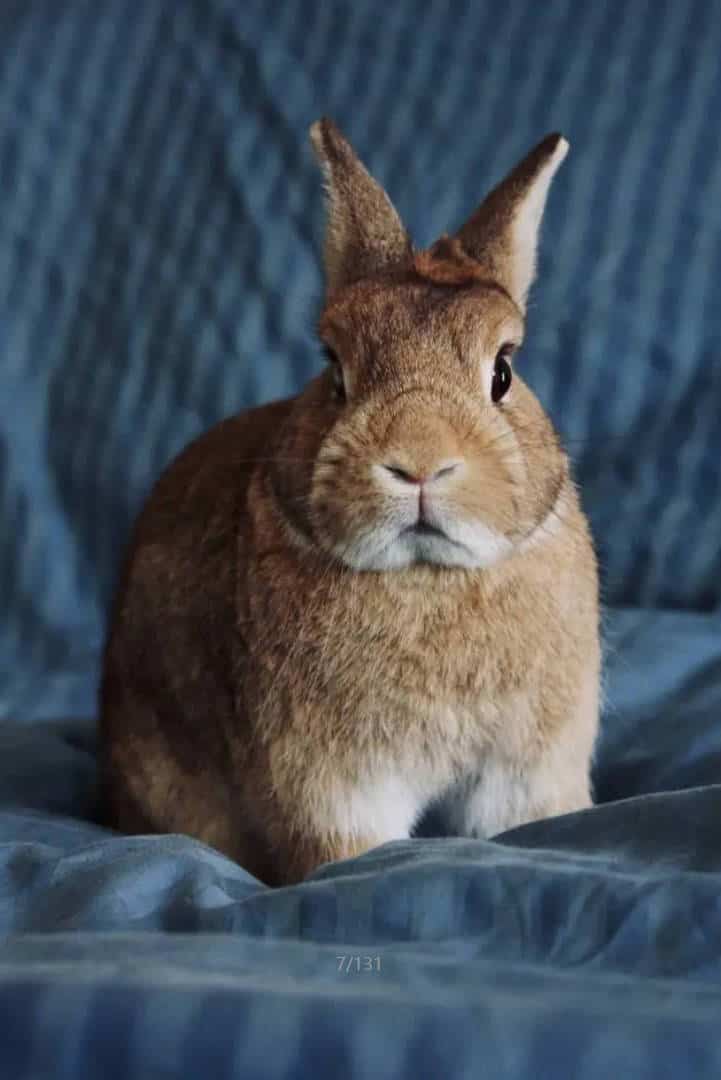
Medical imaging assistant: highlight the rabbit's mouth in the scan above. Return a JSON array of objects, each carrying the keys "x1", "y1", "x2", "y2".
[
  {"x1": 401, "y1": 520, "x2": 448, "y2": 541},
  {"x1": 329, "y1": 514, "x2": 513, "y2": 572}
]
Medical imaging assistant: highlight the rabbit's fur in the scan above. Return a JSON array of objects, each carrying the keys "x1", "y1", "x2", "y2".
[{"x1": 100, "y1": 119, "x2": 599, "y2": 886}]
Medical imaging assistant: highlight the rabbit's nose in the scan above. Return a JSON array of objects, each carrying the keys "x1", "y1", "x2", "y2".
[{"x1": 381, "y1": 460, "x2": 462, "y2": 486}]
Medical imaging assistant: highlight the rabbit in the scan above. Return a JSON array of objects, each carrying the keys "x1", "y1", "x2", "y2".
[{"x1": 100, "y1": 118, "x2": 600, "y2": 887}]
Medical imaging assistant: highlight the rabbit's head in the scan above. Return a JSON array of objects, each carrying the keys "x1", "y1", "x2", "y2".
[{"x1": 299, "y1": 119, "x2": 570, "y2": 572}]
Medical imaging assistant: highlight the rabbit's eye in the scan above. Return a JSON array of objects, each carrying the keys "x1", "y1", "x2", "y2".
[
  {"x1": 491, "y1": 345, "x2": 514, "y2": 403},
  {"x1": 324, "y1": 347, "x2": 346, "y2": 403}
]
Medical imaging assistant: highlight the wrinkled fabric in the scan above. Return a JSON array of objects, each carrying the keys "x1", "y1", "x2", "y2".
[
  {"x1": 1, "y1": 611, "x2": 721, "y2": 1077},
  {"x1": 2, "y1": 0, "x2": 721, "y2": 1076}
]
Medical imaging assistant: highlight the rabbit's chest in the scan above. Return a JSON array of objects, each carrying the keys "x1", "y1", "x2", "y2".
[
  {"x1": 248, "y1": 570, "x2": 546, "y2": 763},
  {"x1": 334, "y1": 584, "x2": 536, "y2": 706}
]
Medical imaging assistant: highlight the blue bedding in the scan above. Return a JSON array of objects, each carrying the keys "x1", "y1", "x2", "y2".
[
  {"x1": 2, "y1": 1, "x2": 721, "y2": 1077},
  {"x1": 2, "y1": 611, "x2": 721, "y2": 1077}
]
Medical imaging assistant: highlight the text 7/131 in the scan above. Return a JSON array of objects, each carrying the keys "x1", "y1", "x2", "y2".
[{"x1": 336, "y1": 955, "x2": 381, "y2": 973}]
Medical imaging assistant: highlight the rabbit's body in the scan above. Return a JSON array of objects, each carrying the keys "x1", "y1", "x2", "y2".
[{"x1": 101, "y1": 121, "x2": 599, "y2": 885}]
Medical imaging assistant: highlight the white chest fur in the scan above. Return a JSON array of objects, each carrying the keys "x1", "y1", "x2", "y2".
[
  {"x1": 315, "y1": 676, "x2": 594, "y2": 845},
  {"x1": 322, "y1": 771, "x2": 423, "y2": 843}
]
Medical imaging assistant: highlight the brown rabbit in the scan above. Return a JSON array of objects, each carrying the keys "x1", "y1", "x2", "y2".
[{"x1": 100, "y1": 119, "x2": 599, "y2": 887}]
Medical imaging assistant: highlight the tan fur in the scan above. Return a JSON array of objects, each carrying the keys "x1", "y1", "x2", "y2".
[{"x1": 100, "y1": 119, "x2": 599, "y2": 886}]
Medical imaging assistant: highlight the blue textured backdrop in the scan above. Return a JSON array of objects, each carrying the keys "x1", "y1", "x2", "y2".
[
  {"x1": 1, "y1": 0, "x2": 721, "y2": 720},
  {"x1": 2, "y1": 5, "x2": 721, "y2": 1078}
]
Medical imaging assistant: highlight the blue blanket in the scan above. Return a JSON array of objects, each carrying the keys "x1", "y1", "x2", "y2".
[
  {"x1": 1, "y1": 1, "x2": 721, "y2": 1077},
  {"x1": 2, "y1": 610, "x2": 721, "y2": 1077}
]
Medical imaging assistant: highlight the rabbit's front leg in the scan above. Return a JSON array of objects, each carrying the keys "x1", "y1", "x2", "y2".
[
  {"x1": 448, "y1": 751, "x2": 592, "y2": 840},
  {"x1": 449, "y1": 679, "x2": 598, "y2": 838},
  {"x1": 272, "y1": 768, "x2": 422, "y2": 884}
]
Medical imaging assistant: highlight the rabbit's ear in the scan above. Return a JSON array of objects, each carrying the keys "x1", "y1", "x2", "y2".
[
  {"x1": 310, "y1": 117, "x2": 411, "y2": 294},
  {"x1": 450, "y1": 134, "x2": 569, "y2": 311}
]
